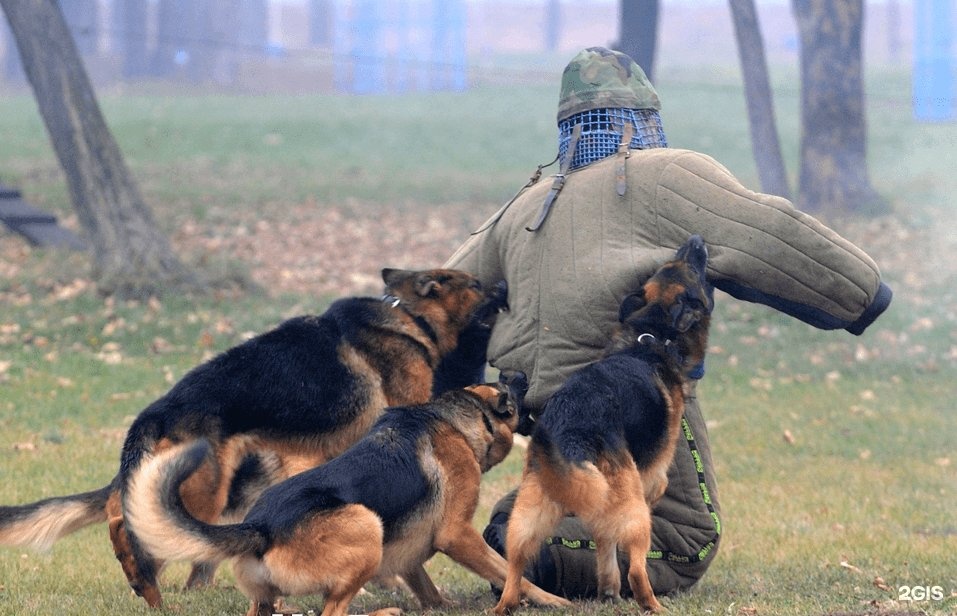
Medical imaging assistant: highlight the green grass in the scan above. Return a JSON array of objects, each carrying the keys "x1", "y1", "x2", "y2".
[{"x1": 1, "y1": 64, "x2": 955, "y2": 615}]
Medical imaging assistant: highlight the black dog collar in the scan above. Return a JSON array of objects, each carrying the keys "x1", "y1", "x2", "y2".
[{"x1": 382, "y1": 294, "x2": 439, "y2": 346}]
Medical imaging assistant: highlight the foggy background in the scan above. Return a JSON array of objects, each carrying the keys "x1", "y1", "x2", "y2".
[{"x1": 0, "y1": 1, "x2": 919, "y2": 95}]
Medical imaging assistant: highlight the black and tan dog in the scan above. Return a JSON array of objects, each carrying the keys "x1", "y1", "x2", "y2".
[
  {"x1": 124, "y1": 373, "x2": 573, "y2": 616},
  {"x1": 493, "y1": 236, "x2": 713, "y2": 615},
  {"x1": 0, "y1": 268, "x2": 504, "y2": 608}
]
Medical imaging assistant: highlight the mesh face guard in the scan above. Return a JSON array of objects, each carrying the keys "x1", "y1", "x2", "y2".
[{"x1": 558, "y1": 107, "x2": 667, "y2": 171}]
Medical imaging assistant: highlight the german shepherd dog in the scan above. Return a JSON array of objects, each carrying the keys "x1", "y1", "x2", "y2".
[
  {"x1": 493, "y1": 236, "x2": 712, "y2": 615},
  {"x1": 124, "y1": 373, "x2": 573, "y2": 616},
  {"x1": 0, "y1": 268, "x2": 505, "y2": 608}
]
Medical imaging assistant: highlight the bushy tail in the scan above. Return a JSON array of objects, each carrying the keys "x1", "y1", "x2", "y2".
[
  {"x1": 124, "y1": 440, "x2": 268, "y2": 564},
  {"x1": 0, "y1": 484, "x2": 112, "y2": 551},
  {"x1": 531, "y1": 438, "x2": 612, "y2": 513}
]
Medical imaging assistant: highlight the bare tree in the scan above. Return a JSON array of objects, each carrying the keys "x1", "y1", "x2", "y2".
[
  {"x1": 791, "y1": 0, "x2": 886, "y2": 214},
  {"x1": 729, "y1": 0, "x2": 791, "y2": 199},
  {"x1": 617, "y1": 0, "x2": 659, "y2": 81},
  {"x1": 1, "y1": 0, "x2": 203, "y2": 298}
]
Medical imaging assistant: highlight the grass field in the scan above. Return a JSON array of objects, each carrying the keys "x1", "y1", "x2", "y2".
[{"x1": 0, "y1": 63, "x2": 955, "y2": 616}]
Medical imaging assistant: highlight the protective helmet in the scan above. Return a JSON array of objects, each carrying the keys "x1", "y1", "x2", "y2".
[
  {"x1": 557, "y1": 46, "x2": 661, "y2": 123},
  {"x1": 556, "y1": 48, "x2": 666, "y2": 170}
]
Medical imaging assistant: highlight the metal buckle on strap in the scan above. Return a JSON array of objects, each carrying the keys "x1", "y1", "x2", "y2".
[
  {"x1": 616, "y1": 121, "x2": 634, "y2": 197},
  {"x1": 526, "y1": 124, "x2": 581, "y2": 232},
  {"x1": 470, "y1": 155, "x2": 558, "y2": 236}
]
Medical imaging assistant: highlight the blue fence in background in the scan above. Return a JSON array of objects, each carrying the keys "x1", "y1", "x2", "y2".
[
  {"x1": 914, "y1": 0, "x2": 955, "y2": 121},
  {"x1": 335, "y1": 0, "x2": 468, "y2": 95}
]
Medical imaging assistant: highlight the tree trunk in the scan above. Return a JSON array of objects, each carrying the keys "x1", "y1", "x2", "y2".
[
  {"x1": 791, "y1": 0, "x2": 887, "y2": 214},
  {"x1": 60, "y1": 0, "x2": 97, "y2": 55},
  {"x1": 729, "y1": 0, "x2": 791, "y2": 199},
  {"x1": 1, "y1": 0, "x2": 202, "y2": 299},
  {"x1": 617, "y1": 0, "x2": 659, "y2": 82},
  {"x1": 114, "y1": 0, "x2": 150, "y2": 78}
]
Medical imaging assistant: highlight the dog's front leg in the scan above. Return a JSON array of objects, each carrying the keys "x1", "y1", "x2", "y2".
[{"x1": 402, "y1": 563, "x2": 451, "y2": 608}]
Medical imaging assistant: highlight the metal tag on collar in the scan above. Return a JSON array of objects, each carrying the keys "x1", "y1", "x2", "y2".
[
  {"x1": 382, "y1": 294, "x2": 401, "y2": 308},
  {"x1": 637, "y1": 332, "x2": 656, "y2": 345}
]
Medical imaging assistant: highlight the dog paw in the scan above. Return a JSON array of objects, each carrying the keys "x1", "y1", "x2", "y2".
[
  {"x1": 599, "y1": 590, "x2": 623, "y2": 604},
  {"x1": 366, "y1": 607, "x2": 403, "y2": 616},
  {"x1": 539, "y1": 595, "x2": 573, "y2": 609}
]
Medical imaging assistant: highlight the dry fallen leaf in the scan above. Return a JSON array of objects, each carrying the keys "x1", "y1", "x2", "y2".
[
  {"x1": 839, "y1": 560, "x2": 862, "y2": 574},
  {"x1": 198, "y1": 331, "x2": 215, "y2": 348},
  {"x1": 151, "y1": 337, "x2": 174, "y2": 354}
]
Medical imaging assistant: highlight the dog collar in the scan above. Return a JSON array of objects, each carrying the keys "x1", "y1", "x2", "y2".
[{"x1": 637, "y1": 332, "x2": 670, "y2": 346}]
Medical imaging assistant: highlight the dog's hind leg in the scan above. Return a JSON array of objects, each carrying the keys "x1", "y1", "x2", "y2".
[
  {"x1": 184, "y1": 561, "x2": 217, "y2": 588},
  {"x1": 592, "y1": 467, "x2": 660, "y2": 613},
  {"x1": 107, "y1": 489, "x2": 165, "y2": 607},
  {"x1": 592, "y1": 535, "x2": 622, "y2": 602},
  {"x1": 402, "y1": 564, "x2": 450, "y2": 608},
  {"x1": 493, "y1": 475, "x2": 564, "y2": 615},
  {"x1": 437, "y1": 520, "x2": 570, "y2": 609},
  {"x1": 254, "y1": 505, "x2": 382, "y2": 616},
  {"x1": 618, "y1": 509, "x2": 660, "y2": 613}
]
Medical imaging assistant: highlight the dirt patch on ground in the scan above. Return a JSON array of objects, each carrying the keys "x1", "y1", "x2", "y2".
[
  {"x1": 2, "y1": 199, "x2": 954, "y2": 310},
  {"x1": 173, "y1": 200, "x2": 491, "y2": 298}
]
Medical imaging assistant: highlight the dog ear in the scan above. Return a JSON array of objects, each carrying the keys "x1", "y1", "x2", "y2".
[
  {"x1": 489, "y1": 279, "x2": 509, "y2": 312},
  {"x1": 671, "y1": 301, "x2": 702, "y2": 333},
  {"x1": 381, "y1": 268, "x2": 409, "y2": 287},
  {"x1": 499, "y1": 370, "x2": 528, "y2": 405},
  {"x1": 676, "y1": 235, "x2": 709, "y2": 279},
  {"x1": 414, "y1": 273, "x2": 442, "y2": 297},
  {"x1": 498, "y1": 370, "x2": 535, "y2": 433},
  {"x1": 618, "y1": 289, "x2": 647, "y2": 322},
  {"x1": 494, "y1": 390, "x2": 515, "y2": 418}
]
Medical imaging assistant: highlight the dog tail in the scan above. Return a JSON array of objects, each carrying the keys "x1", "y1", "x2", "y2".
[
  {"x1": 532, "y1": 437, "x2": 612, "y2": 509},
  {"x1": 0, "y1": 484, "x2": 112, "y2": 551},
  {"x1": 124, "y1": 440, "x2": 268, "y2": 564}
]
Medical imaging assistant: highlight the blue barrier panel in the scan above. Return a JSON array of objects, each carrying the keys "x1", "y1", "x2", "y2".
[
  {"x1": 430, "y1": 0, "x2": 467, "y2": 91},
  {"x1": 914, "y1": 0, "x2": 955, "y2": 121},
  {"x1": 351, "y1": 0, "x2": 386, "y2": 93}
]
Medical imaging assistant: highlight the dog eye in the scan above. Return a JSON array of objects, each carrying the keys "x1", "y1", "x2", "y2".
[{"x1": 469, "y1": 279, "x2": 482, "y2": 290}]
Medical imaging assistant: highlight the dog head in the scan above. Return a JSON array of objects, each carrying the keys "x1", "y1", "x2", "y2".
[
  {"x1": 381, "y1": 268, "x2": 504, "y2": 356},
  {"x1": 460, "y1": 370, "x2": 527, "y2": 471},
  {"x1": 611, "y1": 235, "x2": 713, "y2": 372}
]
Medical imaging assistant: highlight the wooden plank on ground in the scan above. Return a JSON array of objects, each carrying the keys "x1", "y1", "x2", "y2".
[{"x1": 0, "y1": 185, "x2": 85, "y2": 250}]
